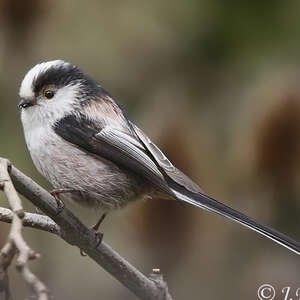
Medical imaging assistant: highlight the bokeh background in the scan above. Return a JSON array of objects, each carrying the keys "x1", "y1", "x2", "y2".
[{"x1": 1, "y1": 1, "x2": 300, "y2": 299}]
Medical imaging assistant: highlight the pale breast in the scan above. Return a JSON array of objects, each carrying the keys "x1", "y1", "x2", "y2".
[{"x1": 23, "y1": 123, "x2": 146, "y2": 210}]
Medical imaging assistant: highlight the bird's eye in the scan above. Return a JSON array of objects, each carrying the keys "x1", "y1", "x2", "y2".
[{"x1": 43, "y1": 89, "x2": 55, "y2": 99}]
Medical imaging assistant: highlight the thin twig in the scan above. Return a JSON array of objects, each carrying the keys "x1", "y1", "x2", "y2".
[
  {"x1": 0, "y1": 242, "x2": 15, "y2": 300},
  {"x1": 0, "y1": 158, "x2": 49, "y2": 300},
  {"x1": 0, "y1": 208, "x2": 173, "y2": 300},
  {"x1": 0, "y1": 207, "x2": 60, "y2": 235},
  {"x1": 1, "y1": 159, "x2": 173, "y2": 300}
]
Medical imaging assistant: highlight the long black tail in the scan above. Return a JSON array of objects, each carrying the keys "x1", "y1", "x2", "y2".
[{"x1": 168, "y1": 180, "x2": 300, "y2": 255}]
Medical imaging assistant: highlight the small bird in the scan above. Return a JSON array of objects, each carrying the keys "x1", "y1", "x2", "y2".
[{"x1": 18, "y1": 60, "x2": 300, "y2": 254}]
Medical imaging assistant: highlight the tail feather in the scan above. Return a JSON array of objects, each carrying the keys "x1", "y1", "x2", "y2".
[{"x1": 169, "y1": 181, "x2": 300, "y2": 255}]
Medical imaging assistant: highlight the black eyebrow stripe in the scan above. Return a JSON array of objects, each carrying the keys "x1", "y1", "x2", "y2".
[
  {"x1": 33, "y1": 64, "x2": 81, "y2": 94},
  {"x1": 30, "y1": 62, "x2": 130, "y2": 118},
  {"x1": 32, "y1": 64, "x2": 99, "y2": 97}
]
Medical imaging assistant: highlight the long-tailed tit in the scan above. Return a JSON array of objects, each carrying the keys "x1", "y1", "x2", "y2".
[{"x1": 18, "y1": 60, "x2": 300, "y2": 254}]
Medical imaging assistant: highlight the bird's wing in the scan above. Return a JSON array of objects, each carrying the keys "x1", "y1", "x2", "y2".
[
  {"x1": 53, "y1": 113, "x2": 172, "y2": 195},
  {"x1": 131, "y1": 123, "x2": 203, "y2": 193},
  {"x1": 54, "y1": 111, "x2": 202, "y2": 194},
  {"x1": 54, "y1": 112, "x2": 300, "y2": 255}
]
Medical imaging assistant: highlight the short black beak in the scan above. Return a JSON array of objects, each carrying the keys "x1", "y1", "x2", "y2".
[{"x1": 18, "y1": 99, "x2": 33, "y2": 109}]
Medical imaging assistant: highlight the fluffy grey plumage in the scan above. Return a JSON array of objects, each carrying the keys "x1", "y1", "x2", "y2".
[
  {"x1": 19, "y1": 60, "x2": 300, "y2": 255},
  {"x1": 19, "y1": 61, "x2": 152, "y2": 210}
]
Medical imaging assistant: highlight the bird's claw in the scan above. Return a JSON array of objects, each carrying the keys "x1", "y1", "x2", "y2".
[
  {"x1": 95, "y1": 231, "x2": 104, "y2": 247},
  {"x1": 80, "y1": 214, "x2": 106, "y2": 256},
  {"x1": 50, "y1": 190, "x2": 65, "y2": 215},
  {"x1": 80, "y1": 231, "x2": 104, "y2": 256}
]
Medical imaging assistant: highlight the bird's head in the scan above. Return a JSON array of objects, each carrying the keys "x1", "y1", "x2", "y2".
[{"x1": 19, "y1": 60, "x2": 101, "y2": 124}]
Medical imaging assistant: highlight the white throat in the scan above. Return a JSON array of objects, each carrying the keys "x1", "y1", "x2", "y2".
[
  {"x1": 19, "y1": 60, "x2": 82, "y2": 163},
  {"x1": 20, "y1": 83, "x2": 80, "y2": 130}
]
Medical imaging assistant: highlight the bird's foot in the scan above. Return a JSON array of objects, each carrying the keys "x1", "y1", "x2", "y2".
[
  {"x1": 92, "y1": 213, "x2": 107, "y2": 247},
  {"x1": 80, "y1": 213, "x2": 107, "y2": 256},
  {"x1": 93, "y1": 213, "x2": 107, "y2": 232},
  {"x1": 50, "y1": 189, "x2": 67, "y2": 213},
  {"x1": 50, "y1": 188, "x2": 80, "y2": 214}
]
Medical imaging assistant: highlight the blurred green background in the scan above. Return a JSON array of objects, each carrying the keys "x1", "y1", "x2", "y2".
[{"x1": 1, "y1": 1, "x2": 300, "y2": 299}]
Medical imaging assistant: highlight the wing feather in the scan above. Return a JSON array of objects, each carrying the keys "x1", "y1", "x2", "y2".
[
  {"x1": 132, "y1": 123, "x2": 203, "y2": 193},
  {"x1": 53, "y1": 110, "x2": 300, "y2": 255},
  {"x1": 54, "y1": 113, "x2": 172, "y2": 195}
]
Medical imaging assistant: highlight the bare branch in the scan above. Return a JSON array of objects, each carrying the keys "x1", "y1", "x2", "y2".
[
  {"x1": 0, "y1": 158, "x2": 49, "y2": 300},
  {"x1": 0, "y1": 207, "x2": 60, "y2": 235},
  {"x1": 0, "y1": 208, "x2": 173, "y2": 300},
  {"x1": 0, "y1": 242, "x2": 15, "y2": 300},
  {"x1": 0, "y1": 159, "x2": 173, "y2": 300}
]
